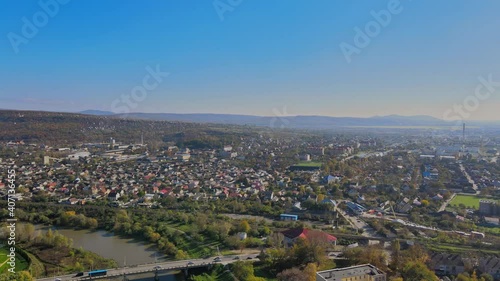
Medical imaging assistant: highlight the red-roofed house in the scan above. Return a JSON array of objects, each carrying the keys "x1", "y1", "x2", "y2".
[{"x1": 281, "y1": 228, "x2": 337, "y2": 247}]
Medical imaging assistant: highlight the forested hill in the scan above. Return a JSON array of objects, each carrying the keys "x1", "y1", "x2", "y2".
[{"x1": 0, "y1": 110, "x2": 258, "y2": 147}]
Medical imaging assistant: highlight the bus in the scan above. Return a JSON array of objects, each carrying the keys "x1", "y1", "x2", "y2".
[
  {"x1": 280, "y1": 214, "x2": 298, "y2": 221},
  {"x1": 88, "y1": 269, "x2": 107, "y2": 277}
]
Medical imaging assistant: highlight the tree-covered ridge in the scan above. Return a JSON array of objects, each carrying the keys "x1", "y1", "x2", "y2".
[{"x1": 0, "y1": 109, "x2": 264, "y2": 147}]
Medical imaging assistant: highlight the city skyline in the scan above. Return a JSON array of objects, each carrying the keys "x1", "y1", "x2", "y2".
[{"x1": 2, "y1": 1, "x2": 500, "y2": 120}]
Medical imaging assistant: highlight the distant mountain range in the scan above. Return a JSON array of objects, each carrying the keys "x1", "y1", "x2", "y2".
[
  {"x1": 78, "y1": 111, "x2": 461, "y2": 129},
  {"x1": 79, "y1": 110, "x2": 117, "y2": 116}
]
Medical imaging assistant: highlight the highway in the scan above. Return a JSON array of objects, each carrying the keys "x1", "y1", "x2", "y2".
[{"x1": 37, "y1": 254, "x2": 259, "y2": 281}]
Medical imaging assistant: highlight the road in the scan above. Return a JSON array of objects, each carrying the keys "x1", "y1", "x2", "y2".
[
  {"x1": 336, "y1": 201, "x2": 380, "y2": 238},
  {"x1": 37, "y1": 254, "x2": 259, "y2": 281},
  {"x1": 438, "y1": 193, "x2": 456, "y2": 212},
  {"x1": 361, "y1": 213, "x2": 446, "y2": 233},
  {"x1": 459, "y1": 163, "x2": 479, "y2": 195}
]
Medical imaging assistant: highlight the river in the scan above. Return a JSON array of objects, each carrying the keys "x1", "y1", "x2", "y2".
[{"x1": 34, "y1": 225, "x2": 185, "y2": 280}]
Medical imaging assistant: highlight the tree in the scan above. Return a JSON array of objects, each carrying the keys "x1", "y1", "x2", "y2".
[
  {"x1": 401, "y1": 244, "x2": 429, "y2": 264},
  {"x1": 390, "y1": 240, "x2": 402, "y2": 271},
  {"x1": 401, "y1": 261, "x2": 439, "y2": 281},
  {"x1": 175, "y1": 250, "x2": 188, "y2": 259},
  {"x1": 303, "y1": 263, "x2": 317, "y2": 281},
  {"x1": 268, "y1": 232, "x2": 285, "y2": 248},
  {"x1": 0, "y1": 271, "x2": 33, "y2": 281},
  {"x1": 191, "y1": 273, "x2": 216, "y2": 281},
  {"x1": 290, "y1": 237, "x2": 327, "y2": 267},
  {"x1": 232, "y1": 261, "x2": 254, "y2": 280},
  {"x1": 471, "y1": 270, "x2": 479, "y2": 281},
  {"x1": 23, "y1": 223, "x2": 35, "y2": 241},
  {"x1": 239, "y1": 220, "x2": 251, "y2": 233},
  {"x1": 86, "y1": 218, "x2": 98, "y2": 229},
  {"x1": 345, "y1": 245, "x2": 388, "y2": 271},
  {"x1": 456, "y1": 273, "x2": 472, "y2": 281},
  {"x1": 480, "y1": 273, "x2": 494, "y2": 281},
  {"x1": 277, "y1": 267, "x2": 308, "y2": 281}
]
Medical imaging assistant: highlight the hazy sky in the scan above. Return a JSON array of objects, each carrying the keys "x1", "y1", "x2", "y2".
[{"x1": 1, "y1": 0, "x2": 500, "y2": 120}]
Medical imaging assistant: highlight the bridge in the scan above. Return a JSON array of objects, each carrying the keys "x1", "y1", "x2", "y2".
[{"x1": 37, "y1": 254, "x2": 258, "y2": 281}]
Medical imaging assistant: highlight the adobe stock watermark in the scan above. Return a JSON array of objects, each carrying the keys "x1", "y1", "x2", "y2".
[
  {"x1": 270, "y1": 106, "x2": 290, "y2": 129},
  {"x1": 443, "y1": 74, "x2": 500, "y2": 129},
  {"x1": 5, "y1": 169, "x2": 17, "y2": 274},
  {"x1": 111, "y1": 65, "x2": 169, "y2": 115},
  {"x1": 339, "y1": 0, "x2": 409, "y2": 63},
  {"x1": 7, "y1": 0, "x2": 71, "y2": 54},
  {"x1": 213, "y1": 0, "x2": 243, "y2": 21}
]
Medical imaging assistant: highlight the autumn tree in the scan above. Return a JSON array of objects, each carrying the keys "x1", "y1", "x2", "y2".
[
  {"x1": 239, "y1": 220, "x2": 251, "y2": 233},
  {"x1": 401, "y1": 261, "x2": 439, "y2": 281},
  {"x1": 277, "y1": 267, "x2": 309, "y2": 281},
  {"x1": 303, "y1": 263, "x2": 317, "y2": 281},
  {"x1": 345, "y1": 245, "x2": 388, "y2": 271}
]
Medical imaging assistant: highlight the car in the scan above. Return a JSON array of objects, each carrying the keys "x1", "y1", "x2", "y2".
[
  {"x1": 153, "y1": 265, "x2": 162, "y2": 270},
  {"x1": 233, "y1": 256, "x2": 240, "y2": 260},
  {"x1": 246, "y1": 256, "x2": 253, "y2": 260},
  {"x1": 187, "y1": 261, "x2": 195, "y2": 266},
  {"x1": 213, "y1": 257, "x2": 222, "y2": 262},
  {"x1": 74, "y1": 272, "x2": 84, "y2": 277}
]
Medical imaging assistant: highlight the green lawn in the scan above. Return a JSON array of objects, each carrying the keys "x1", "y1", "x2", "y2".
[
  {"x1": 0, "y1": 246, "x2": 29, "y2": 274},
  {"x1": 296, "y1": 161, "x2": 322, "y2": 167},
  {"x1": 0, "y1": 246, "x2": 9, "y2": 273},
  {"x1": 450, "y1": 195, "x2": 498, "y2": 209}
]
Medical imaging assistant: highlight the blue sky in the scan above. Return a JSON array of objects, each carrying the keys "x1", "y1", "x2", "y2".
[{"x1": 1, "y1": 0, "x2": 500, "y2": 120}]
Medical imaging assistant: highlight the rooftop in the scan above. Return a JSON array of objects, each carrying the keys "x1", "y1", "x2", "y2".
[{"x1": 316, "y1": 264, "x2": 385, "y2": 281}]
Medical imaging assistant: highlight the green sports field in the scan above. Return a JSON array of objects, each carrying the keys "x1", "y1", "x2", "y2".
[
  {"x1": 295, "y1": 161, "x2": 322, "y2": 167},
  {"x1": 450, "y1": 194, "x2": 499, "y2": 209}
]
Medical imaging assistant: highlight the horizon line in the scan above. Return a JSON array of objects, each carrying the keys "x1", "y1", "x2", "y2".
[{"x1": 3, "y1": 108, "x2": 500, "y2": 122}]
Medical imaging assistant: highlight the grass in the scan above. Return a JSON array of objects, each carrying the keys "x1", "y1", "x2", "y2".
[
  {"x1": 0, "y1": 246, "x2": 29, "y2": 274},
  {"x1": 426, "y1": 243, "x2": 500, "y2": 255},
  {"x1": 449, "y1": 195, "x2": 498, "y2": 209},
  {"x1": 295, "y1": 161, "x2": 322, "y2": 167},
  {"x1": 476, "y1": 225, "x2": 500, "y2": 235},
  {"x1": 164, "y1": 220, "x2": 223, "y2": 258},
  {"x1": 0, "y1": 246, "x2": 9, "y2": 273}
]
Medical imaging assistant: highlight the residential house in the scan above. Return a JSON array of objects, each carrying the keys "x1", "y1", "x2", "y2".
[
  {"x1": 430, "y1": 253, "x2": 465, "y2": 276},
  {"x1": 281, "y1": 228, "x2": 336, "y2": 247},
  {"x1": 108, "y1": 191, "x2": 121, "y2": 201},
  {"x1": 316, "y1": 264, "x2": 386, "y2": 281}
]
